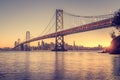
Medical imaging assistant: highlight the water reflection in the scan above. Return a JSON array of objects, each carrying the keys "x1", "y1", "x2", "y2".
[
  {"x1": 0, "y1": 51, "x2": 120, "y2": 80},
  {"x1": 21, "y1": 52, "x2": 31, "y2": 80},
  {"x1": 6, "y1": 52, "x2": 30, "y2": 80},
  {"x1": 54, "y1": 52, "x2": 65, "y2": 80},
  {"x1": 53, "y1": 52, "x2": 115, "y2": 80},
  {"x1": 112, "y1": 55, "x2": 120, "y2": 80}
]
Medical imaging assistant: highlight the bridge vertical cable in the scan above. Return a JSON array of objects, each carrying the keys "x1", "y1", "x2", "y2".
[{"x1": 63, "y1": 11, "x2": 113, "y2": 30}]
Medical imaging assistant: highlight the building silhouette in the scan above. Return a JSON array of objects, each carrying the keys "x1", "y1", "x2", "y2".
[{"x1": 25, "y1": 31, "x2": 30, "y2": 51}]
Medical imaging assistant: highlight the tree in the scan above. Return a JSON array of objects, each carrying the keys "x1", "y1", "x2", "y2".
[
  {"x1": 112, "y1": 9, "x2": 120, "y2": 29},
  {"x1": 110, "y1": 31, "x2": 116, "y2": 39}
]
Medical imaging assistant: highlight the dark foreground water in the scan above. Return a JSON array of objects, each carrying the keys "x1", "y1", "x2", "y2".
[{"x1": 0, "y1": 51, "x2": 120, "y2": 80}]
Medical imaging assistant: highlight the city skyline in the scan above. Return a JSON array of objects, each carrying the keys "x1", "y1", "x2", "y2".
[{"x1": 0, "y1": 0, "x2": 120, "y2": 48}]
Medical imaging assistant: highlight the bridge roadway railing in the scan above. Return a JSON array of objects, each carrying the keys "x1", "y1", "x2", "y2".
[{"x1": 14, "y1": 18, "x2": 113, "y2": 48}]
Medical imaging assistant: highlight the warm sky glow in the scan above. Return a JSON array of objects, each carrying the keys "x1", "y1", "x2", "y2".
[{"x1": 0, "y1": 0, "x2": 120, "y2": 48}]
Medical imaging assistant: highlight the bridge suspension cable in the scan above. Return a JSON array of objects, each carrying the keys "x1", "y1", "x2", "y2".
[
  {"x1": 39, "y1": 12, "x2": 55, "y2": 36},
  {"x1": 63, "y1": 11, "x2": 114, "y2": 30},
  {"x1": 45, "y1": 22, "x2": 55, "y2": 34},
  {"x1": 64, "y1": 11, "x2": 113, "y2": 18}
]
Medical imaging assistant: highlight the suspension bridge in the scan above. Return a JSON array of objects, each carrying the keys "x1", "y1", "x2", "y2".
[{"x1": 14, "y1": 9, "x2": 114, "y2": 51}]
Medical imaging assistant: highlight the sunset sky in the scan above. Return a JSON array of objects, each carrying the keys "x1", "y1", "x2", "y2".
[{"x1": 0, "y1": 0, "x2": 120, "y2": 48}]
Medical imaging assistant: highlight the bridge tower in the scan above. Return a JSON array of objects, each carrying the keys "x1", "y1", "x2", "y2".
[{"x1": 53, "y1": 9, "x2": 66, "y2": 51}]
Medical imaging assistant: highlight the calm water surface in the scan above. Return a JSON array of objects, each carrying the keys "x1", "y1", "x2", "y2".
[{"x1": 0, "y1": 51, "x2": 120, "y2": 80}]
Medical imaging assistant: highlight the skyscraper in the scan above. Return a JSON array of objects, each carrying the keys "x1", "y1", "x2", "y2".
[
  {"x1": 25, "y1": 31, "x2": 31, "y2": 51},
  {"x1": 26, "y1": 31, "x2": 30, "y2": 47}
]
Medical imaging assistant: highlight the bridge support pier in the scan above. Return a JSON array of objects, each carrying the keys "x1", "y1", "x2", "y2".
[
  {"x1": 53, "y1": 9, "x2": 67, "y2": 51},
  {"x1": 53, "y1": 35, "x2": 66, "y2": 51}
]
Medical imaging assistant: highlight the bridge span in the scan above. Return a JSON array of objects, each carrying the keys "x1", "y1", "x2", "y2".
[
  {"x1": 14, "y1": 18, "x2": 113, "y2": 48},
  {"x1": 14, "y1": 9, "x2": 114, "y2": 51}
]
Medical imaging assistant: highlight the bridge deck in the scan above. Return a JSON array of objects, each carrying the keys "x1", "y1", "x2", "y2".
[{"x1": 15, "y1": 18, "x2": 113, "y2": 48}]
